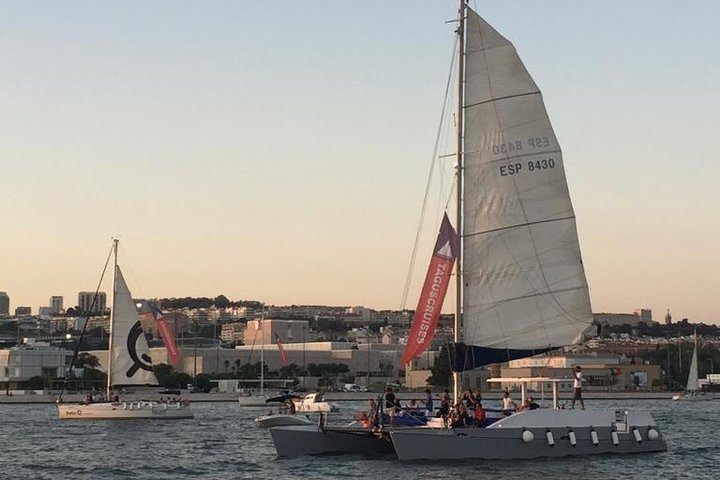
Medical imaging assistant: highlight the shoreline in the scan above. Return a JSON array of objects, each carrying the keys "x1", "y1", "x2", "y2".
[{"x1": 0, "y1": 390, "x2": 707, "y2": 404}]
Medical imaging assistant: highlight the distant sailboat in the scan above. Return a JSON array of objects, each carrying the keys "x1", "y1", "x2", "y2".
[
  {"x1": 673, "y1": 331, "x2": 712, "y2": 401},
  {"x1": 57, "y1": 240, "x2": 193, "y2": 419}
]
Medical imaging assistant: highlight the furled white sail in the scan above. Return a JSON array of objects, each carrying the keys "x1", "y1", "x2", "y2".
[
  {"x1": 109, "y1": 265, "x2": 158, "y2": 387},
  {"x1": 686, "y1": 336, "x2": 699, "y2": 392},
  {"x1": 461, "y1": 9, "x2": 593, "y2": 354}
]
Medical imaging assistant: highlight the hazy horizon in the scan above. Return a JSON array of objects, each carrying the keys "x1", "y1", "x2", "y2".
[{"x1": 2, "y1": 1, "x2": 718, "y2": 323}]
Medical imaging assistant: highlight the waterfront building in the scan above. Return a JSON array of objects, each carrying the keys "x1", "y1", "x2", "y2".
[
  {"x1": 665, "y1": 309, "x2": 672, "y2": 325},
  {"x1": 83, "y1": 341, "x2": 385, "y2": 379},
  {"x1": 38, "y1": 307, "x2": 53, "y2": 317},
  {"x1": 243, "y1": 319, "x2": 309, "y2": 345},
  {"x1": 14, "y1": 306, "x2": 31, "y2": 316},
  {"x1": 0, "y1": 292, "x2": 9, "y2": 316},
  {"x1": 0, "y1": 343, "x2": 73, "y2": 390},
  {"x1": 50, "y1": 296, "x2": 64, "y2": 314}
]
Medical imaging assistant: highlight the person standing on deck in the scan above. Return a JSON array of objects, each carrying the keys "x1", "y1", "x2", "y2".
[
  {"x1": 384, "y1": 386, "x2": 397, "y2": 427},
  {"x1": 570, "y1": 365, "x2": 585, "y2": 410},
  {"x1": 423, "y1": 389, "x2": 434, "y2": 413}
]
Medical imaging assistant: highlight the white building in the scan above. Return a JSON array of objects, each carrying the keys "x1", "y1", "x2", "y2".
[
  {"x1": 0, "y1": 344, "x2": 73, "y2": 388},
  {"x1": 243, "y1": 319, "x2": 309, "y2": 345}
]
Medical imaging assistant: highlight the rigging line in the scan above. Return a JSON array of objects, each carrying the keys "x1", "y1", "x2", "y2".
[
  {"x1": 58, "y1": 241, "x2": 115, "y2": 401},
  {"x1": 399, "y1": 35, "x2": 458, "y2": 310},
  {"x1": 245, "y1": 318, "x2": 260, "y2": 365}
]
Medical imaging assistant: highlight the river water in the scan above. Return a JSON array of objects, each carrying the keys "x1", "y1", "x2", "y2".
[{"x1": 0, "y1": 399, "x2": 717, "y2": 479}]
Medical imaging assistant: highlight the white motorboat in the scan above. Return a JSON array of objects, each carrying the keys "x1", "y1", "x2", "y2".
[
  {"x1": 293, "y1": 393, "x2": 337, "y2": 413},
  {"x1": 57, "y1": 240, "x2": 193, "y2": 420}
]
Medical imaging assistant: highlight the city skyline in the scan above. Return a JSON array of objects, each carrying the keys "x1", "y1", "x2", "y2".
[{"x1": 2, "y1": 1, "x2": 719, "y2": 323}]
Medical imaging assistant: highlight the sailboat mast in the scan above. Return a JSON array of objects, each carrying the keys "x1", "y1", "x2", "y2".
[
  {"x1": 106, "y1": 238, "x2": 119, "y2": 398},
  {"x1": 260, "y1": 316, "x2": 265, "y2": 395},
  {"x1": 453, "y1": 0, "x2": 466, "y2": 403}
]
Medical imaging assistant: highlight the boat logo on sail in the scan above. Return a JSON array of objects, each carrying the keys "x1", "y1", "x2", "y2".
[{"x1": 126, "y1": 321, "x2": 154, "y2": 377}]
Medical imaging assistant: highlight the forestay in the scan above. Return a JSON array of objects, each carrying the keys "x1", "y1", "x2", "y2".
[
  {"x1": 459, "y1": 9, "x2": 593, "y2": 366},
  {"x1": 110, "y1": 266, "x2": 159, "y2": 387}
]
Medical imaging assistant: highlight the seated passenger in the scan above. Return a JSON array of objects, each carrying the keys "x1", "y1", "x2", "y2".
[
  {"x1": 461, "y1": 388, "x2": 475, "y2": 408},
  {"x1": 451, "y1": 403, "x2": 471, "y2": 428},
  {"x1": 473, "y1": 401, "x2": 486, "y2": 426},
  {"x1": 527, "y1": 396, "x2": 540, "y2": 410}
]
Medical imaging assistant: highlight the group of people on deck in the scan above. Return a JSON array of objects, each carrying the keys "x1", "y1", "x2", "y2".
[{"x1": 356, "y1": 365, "x2": 585, "y2": 429}]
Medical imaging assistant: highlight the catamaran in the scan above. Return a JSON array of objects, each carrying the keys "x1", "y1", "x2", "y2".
[
  {"x1": 57, "y1": 239, "x2": 193, "y2": 419},
  {"x1": 270, "y1": 1, "x2": 666, "y2": 458}
]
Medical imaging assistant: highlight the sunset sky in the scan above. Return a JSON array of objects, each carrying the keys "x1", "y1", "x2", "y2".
[{"x1": 1, "y1": 1, "x2": 718, "y2": 323}]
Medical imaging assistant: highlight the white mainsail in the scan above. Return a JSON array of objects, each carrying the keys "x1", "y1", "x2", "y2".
[
  {"x1": 686, "y1": 334, "x2": 699, "y2": 392},
  {"x1": 109, "y1": 265, "x2": 158, "y2": 387},
  {"x1": 461, "y1": 9, "x2": 593, "y2": 356}
]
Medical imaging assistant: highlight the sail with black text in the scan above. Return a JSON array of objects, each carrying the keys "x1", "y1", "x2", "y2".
[
  {"x1": 456, "y1": 9, "x2": 594, "y2": 369},
  {"x1": 109, "y1": 266, "x2": 159, "y2": 386}
]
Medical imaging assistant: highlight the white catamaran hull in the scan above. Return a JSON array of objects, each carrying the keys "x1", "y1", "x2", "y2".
[
  {"x1": 57, "y1": 401, "x2": 194, "y2": 420},
  {"x1": 390, "y1": 409, "x2": 666, "y2": 460}
]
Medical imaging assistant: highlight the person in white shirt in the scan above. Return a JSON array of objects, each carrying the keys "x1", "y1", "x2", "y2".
[
  {"x1": 501, "y1": 390, "x2": 517, "y2": 416},
  {"x1": 570, "y1": 365, "x2": 585, "y2": 410}
]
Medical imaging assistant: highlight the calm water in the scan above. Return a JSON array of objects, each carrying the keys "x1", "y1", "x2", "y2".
[{"x1": 0, "y1": 399, "x2": 718, "y2": 479}]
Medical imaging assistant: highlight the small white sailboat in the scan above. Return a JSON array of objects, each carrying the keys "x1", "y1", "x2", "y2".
[
  {"x1": 237, "y1": 317, "x2": 283, "y2": 406},
  {"x1": 672, "y1": 332, "x2": 713, "y2": 401},
  {"x1": 57, "y1": 240, "x2": 193, "y2": 420}
]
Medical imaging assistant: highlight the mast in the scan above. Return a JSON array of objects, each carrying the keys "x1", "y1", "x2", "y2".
[
  {"x1": 106, "y1": 238, "x2": 119, "y2": 398},
  {"x1": 260, "y1": 316, "x2": 265, "y2": 395},
  {"x1": 453, "y1": 0, "x2": 466, "y2": 403}
]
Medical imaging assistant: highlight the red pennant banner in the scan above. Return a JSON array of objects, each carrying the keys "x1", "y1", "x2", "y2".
[
  {"x1": 401, "y1": 214, "x2": 458, "y2": 365},
  {"x1": 276, "y1": 334, "x2": 288, "y2": 367},
  {"x1": 152, "y1": 306, "x2": 180, "y2": 367}
]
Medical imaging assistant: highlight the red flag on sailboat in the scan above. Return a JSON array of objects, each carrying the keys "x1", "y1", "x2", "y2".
[
  {"x1": 151, "y1": 304, "x2": 180, "y2": 367},
  {"x1": 276, "y1": 334, "x2": 288, "y2": 367},
  {"x1": 401, "y1": 213, "x2": 458, "y2": 366}
]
